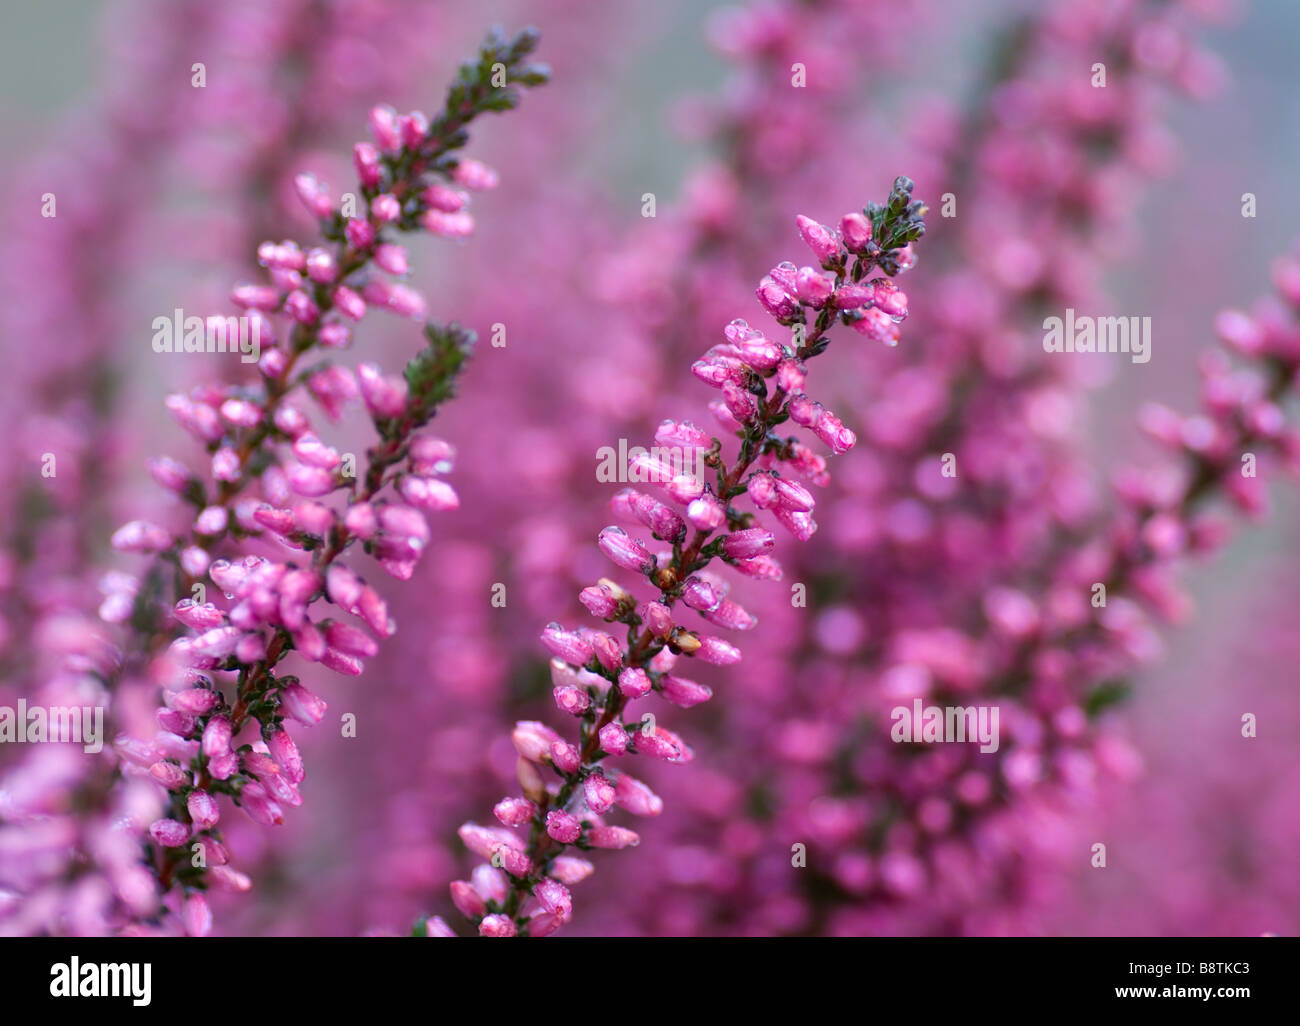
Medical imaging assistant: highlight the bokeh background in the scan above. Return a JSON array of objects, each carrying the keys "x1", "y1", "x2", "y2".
[{"x1": 1, "y1": 0, "x2": 1297, "y2": 936}]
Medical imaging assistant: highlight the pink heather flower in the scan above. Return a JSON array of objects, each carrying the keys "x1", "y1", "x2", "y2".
[
  {"x1": 795, "y1": 266, "x2": 833, "y2": 306},
  {"x1": 550, "y1": 857, "x2": 595, "y2": 887},
  {"x1": 368, "y1": 104, "x2": 401, "y2": 151},
  {"x1": 424, "y1": 183, "x2": 468, "y2": 211},
  {"x1": 686, "y1": 493, "x2": 727, "y2": 530},
  {"x1": 149, "y1": 819, "x2": 189, "y2": 848},
  {"x1": 494, "y1": 797, "x2": 537, "y2": 827},
  {"x1": 579, "y1": 582, "x2": 623, "y2": 619},
  {"x1": 598, "y1": 722, "x2": 629, "y2": 755},
  {"x1": 692, "y1": 634, "x2": 742, "y2": 666},
  {"x1": 451, "y1": 880, "x2": 487, "y2": 919},
  {"x1": 541, "y1": 624, "x2": 594, "y2": 666},
  {"x1": 597, "y1": 526, "x2": 655, "y2": 574},
  {"x1": 451, "y1": 158, "x2": 499, "y2": 190},
  {"x1": 187, "y1": 790, "x2": 220, "y2": 830},
  {"x1": 796, "y1": 214, "x2": 842, "y2": 264},
  {"x1": 268, "y1": 730, "x2": 305, "y2": 784},
  {"x1": 584, "y1": 772, "x2": 617, "y2": 814},
  {"x1": 534, "y1": 878, "x2": 573, "y2": 923},
  {"x1": 345, "y1": 218, "x2": 376, "y2": 249},
  {"x1": 420, "y1": 210, "x2": 475, "y2": 237},
  {"x1": 371, "y1": 193, "x2": 401, "y2": 222},
  {"x1": 587, "y1": 825, "x2": 640, "y2": 850},
  {"x1": 554, "y1": 685, "x2": 590, "y2": 716},
  {"x1": 617, "y1": 666, "x2": 653, "y2": 699},
  {"x1": 478, "y1": 915, "x2": 517, "y2": 938},
  {"x1": 756, "y1": 275, "x2": 798, "y2": 320},
  {"x1": 721, "y1": 528, "x2": 775, "y2": 559},
  {"x1": 840, "y1": 210, "x2": 872, "y2": 250},
  {"x1": 183, "y1": 893, "x2": 213, "y2": 938},
  {"x1": 546, "y1": 810, "x2": 582, "y2": 844},
  {"x1": 110, "y1": 520, "x2": 171, "y2": 553},
  {"x1": 513, "y1": 721, "x2": 563, "y2": 763},
  {"x1": 280, "y1": 683, "x2": 327, "y2": 726},
  {"x1": 425, "y1": 917, "x2": 457, "y2": 938},
  {"x1": 614, "y1": 773, "x2": 663, "y2": 817},
  {"x1": 658, "y1": 674, "x2": 713, "y2": 707},
  {"x1": 550, "y1": 741, "x2": 582, "y2": 774},
  {"x1": 293, "y1": 172, "x2": 333, "y2": 218},
  {"x1": 362, "y1": 279, "x2": 427, "y2": 318}
]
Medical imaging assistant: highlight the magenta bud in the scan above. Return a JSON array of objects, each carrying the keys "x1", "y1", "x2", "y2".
[
  {"x1": 704, "y1": 598, "x2": 758, "y2": 632},
  {"x1": 451, "y1": 880, "x2": 487, "y2": 918},
  {"x1": 796, "y1": 214, "x2": 842, "y2": 264},
  {"x1": 554, "y1": 684, "x2": 590, "y2": 716},
  {"x1": 534, "y1": 878, "x2": 573, "y2": 924},
  {"x1": 420, "y1": 209, "x2": 475, "y2": 237},
  {"x1": 587, "y1": 825, "x2": 640, "y2": 849},
  {"x1": 239, "y1": 782, "x2": 285, "y2": 826},
  {"x1": 721, "y1": 528, "x2": 775, "y2": 559},
  {"x1": 682, "y1": 577, "x2": 722, "y2": 613},
  {"x1": 353, "y1": 142, "x2": 381, "y2": 188},
  {"x1": 201, "y1": 716, "x2": 232, "y2": 757},
  {"x1": 373, "y1": 243, "x2": 409, "y2": 276},
  {"x1": 579, "y1": 584, "x2": 620, "y2": 619},
  {"x1": 746, "y1": 472, "x2": 778, "y2": 509},
  {"x1": 398, "y1": 474, "x2": 457, "y2": 511},
  {"x1": 344, "y1": 217, "x2": 376, "y2": 249},
  {"x1": 478, "y1": 914, "x2": 517, "y2": 937},
  {"x1": 686, "y1": 493, "x2": 726, "y2": 531},
  {"x1": 551, "y1": 741, "x2": 582, "y2": 774},
  {"x1": 183, "y1": 892, "x2": 212, "y2": 937},
  {"x1": 268, "y1": 730, "x2": 304, "y2": 784},
  {"x1": 512, "y1": 720, "x2": 562, "y2": 763},
  {"x1": 614, "y1": 773, "x2": 663, "y2": 816},
  {"x1": 551, "y1": 856, "x2": 595, "y2": 885},
  {"x1": 368, "y1": 104, "x2": 401, "y2": 152},
  {"x1": 187, "y1": 789, "x2": 220, "y2": 829},
  {"x1": 597, "y1": 526, "x2": 655, "y2": 574},
  {"x1": 494, "y1": 796, "x2": 538, "y2": 827},
  {"x1": 149, "y1": 818, "x2": 189, "y2": 847},
  {"x1": 363, "y1": 279, "x2": 426, "y2": 318},
  {"x1": 659, "y1": 674, "x2": 714, "y2": 707},
  {"x1": 149, "y1": 761, "x2": 188, "y2": 789},
  {"x1": 451, "y1": 158, "x2": 499, "y2": 191},
  {"x1": 756, "y1": 276, "x2": 798, "y2": 319},
  {"x1": 546, "y1": 809, "x2": 582, "y2": 844},
  {"x1": 840, "y1": 211, "x2": 872, "y2": 250},
  {"x1": 795, "y1": 266, "x2": 833, "y2": 306},
  {"x1": 280, "y1": 683, "x2": 328, "y2": 725},
  {"x1": 584, "y1": 772, "x2": 616, "y2": 815},
  {"x1": 598, "y1": 722, "x2": 629, "y2": 755},
  {"x1": 293, "y1": 172, "x2": 333, "y2": 219},
  {"x1": 541, "y1": 624, "x2": 594, "y2": 666},
  {"x1": 371, "y1": 193, "x2": 401, "y2": 222},
  {"x1": 617, "y1": 666, "x2": 652, "y2": 699},
  {"x1": 655, "y1": 418, "x2": 712, "y2": 449},
  {"x1": 692, "y1": 634, "x2": 742, "y2": 666},
  {"x1": 423, "y1": 183, "x2": 468, "y2": 211}
]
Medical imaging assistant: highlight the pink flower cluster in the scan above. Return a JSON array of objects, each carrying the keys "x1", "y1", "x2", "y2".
[
  {"x1": 432, "y1": 181, "x2": 928, "y2": 937},
  {"x1": 5, "y1": 27, "x2": 547, "y2": 936}
]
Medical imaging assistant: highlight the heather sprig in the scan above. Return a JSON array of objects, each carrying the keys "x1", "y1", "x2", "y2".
[
  {"x1": 103, "y1": 27, "x2": 548, "y2": 933},
  {"x1": 434, "y1": 181, "x2": 926, "y2": 938}
]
